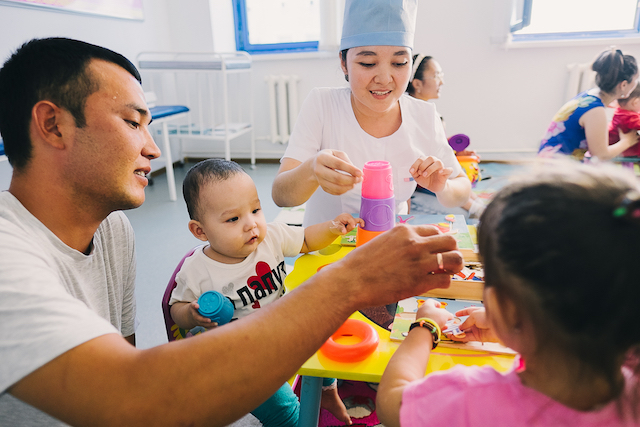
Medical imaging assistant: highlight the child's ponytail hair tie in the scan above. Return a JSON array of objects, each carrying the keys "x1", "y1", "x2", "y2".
[{"x1": 612, "y1": 190, "x2": 640, "y2": 222}]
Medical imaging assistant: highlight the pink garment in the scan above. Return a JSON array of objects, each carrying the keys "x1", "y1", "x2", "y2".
[
  {"x1": 400, "y1": 364, "x2": 640, "y2": 426},
  {"x1": 608, "y1": 107, "x2": 640, "y2": 157}
]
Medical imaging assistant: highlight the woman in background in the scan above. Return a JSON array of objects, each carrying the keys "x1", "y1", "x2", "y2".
[
  {"x1": 539, "y1": 48, "x2": 639, "y2": 161},
  {"x1": 408, "y1": 54, "x2": 485, "y2": 218}
]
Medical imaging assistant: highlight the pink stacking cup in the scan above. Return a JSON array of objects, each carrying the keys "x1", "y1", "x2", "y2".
[{"x1": 361, "y1": 161, "x2": 393, "y2": 199}]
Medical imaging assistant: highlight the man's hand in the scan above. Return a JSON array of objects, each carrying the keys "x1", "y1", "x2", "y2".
[{"x1": 328, "y1": 224, "x2": 464, "y2": 310}]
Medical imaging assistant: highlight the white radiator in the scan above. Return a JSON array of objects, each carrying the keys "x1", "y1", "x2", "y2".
[
  {"x1": 565, "y1": 63, "x2": 596, "y2": 102},
  {"x1": 565, "y1": 63, "x2": 615, "y2": 121},
  {"x1": 265, "y1": 75, "x2": 300, "y2": 144}
]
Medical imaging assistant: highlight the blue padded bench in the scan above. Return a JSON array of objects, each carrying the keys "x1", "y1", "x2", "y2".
[{"x1": 148, "y1": 101, "x2": 190, "y2": 201}]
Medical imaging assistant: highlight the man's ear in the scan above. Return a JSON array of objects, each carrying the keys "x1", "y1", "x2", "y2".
[
  {"x1": 31, "y1": 101, "x2": 67, "y2": 150},
  {"x1": 188, "y1": 219, "x2": 209, "y2": 242}
]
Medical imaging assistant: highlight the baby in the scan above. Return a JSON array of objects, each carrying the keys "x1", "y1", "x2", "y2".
[{"x1": 170, "y1": 159, "x2": 361, "y2": 426}]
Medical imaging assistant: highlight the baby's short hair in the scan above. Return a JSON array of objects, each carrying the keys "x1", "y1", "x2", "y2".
[
  {"x1": 182, "y1": 159, "x2": 246, "y2": 221},
  {"x1": 618, "y1": 84, "x2": 640, "y2": 106}
]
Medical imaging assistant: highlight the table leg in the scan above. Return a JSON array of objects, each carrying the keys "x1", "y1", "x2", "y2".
[{"x1": 298, "y1": 375, "x2": 322, "y2": 427}]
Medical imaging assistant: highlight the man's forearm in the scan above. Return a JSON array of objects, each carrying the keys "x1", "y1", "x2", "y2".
[{"x1": 11, "y1": 225, "x2": 463, "y2": 427}]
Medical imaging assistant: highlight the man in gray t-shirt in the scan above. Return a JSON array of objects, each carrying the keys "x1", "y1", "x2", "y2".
[{"x1": 0, "y1": 36, "x2": 462, "y2": 426}]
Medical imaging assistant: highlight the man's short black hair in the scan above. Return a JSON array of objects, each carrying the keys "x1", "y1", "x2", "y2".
[{"x1": 0, "y1": 37, "x2": 141, "y2": 169}]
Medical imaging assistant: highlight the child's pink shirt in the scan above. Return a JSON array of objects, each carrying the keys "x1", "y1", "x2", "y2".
[{"x1": 400, "y1": 364, "x2": 639, "y2": 426}]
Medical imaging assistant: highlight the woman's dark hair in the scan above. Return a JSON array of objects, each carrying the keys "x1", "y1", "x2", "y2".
[
  {"x1": 182, "y1": 159, "x2": 246, "y2": 221},
  {"x1": 340, "y1": 49, "x2": 349, "y2": 82},
  {"x1": 0, "y1": 37, "x2": 141, "y2": 170},
  {"x1": 478, "y1": 160, "x2": 640, "y2": 411},
  {"x1": 593, "y1": 48, "x2": 638, "y2": 94},
  {"x1": 406, "y1": 54, "x2": 432, "y2": 96}
]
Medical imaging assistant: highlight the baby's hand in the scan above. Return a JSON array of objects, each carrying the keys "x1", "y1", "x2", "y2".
[
  {"x1": 329, "y1": 213, "x2": 365, "y2": 235},
  {"x1": 189, "y1": 301, "x2": 219, "y2": 329},
  {"x1": 410, "y1": 156, "x2": 453, "y2": 193},
  {"x1": 416, "y1": 299, "x2": 453, "y2": 330}
]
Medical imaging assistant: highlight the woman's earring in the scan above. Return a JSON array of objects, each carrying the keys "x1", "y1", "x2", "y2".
[{"x1": 345, "y1": 74, "x2": 349, "y2": 82}]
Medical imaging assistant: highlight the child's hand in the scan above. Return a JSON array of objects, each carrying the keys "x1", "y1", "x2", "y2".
[
  {"x1": 329, "y1": 213, "x2": 365, "y2": 235},
  {"x1": 189, "y1": 301, "x2": 219, "y2": 329},
  {"x1": 447, "y1": 307, "x2": 499, "y2": 343},
  {"x1": 456, "y1": 149, "x2": 479, "y2": 159},
  {"x1": 416, "y1": 299, "x2": 454, "y2": 330},
  {"x1": 410, "y1": 156, "x2": 453, "y2": 193}
]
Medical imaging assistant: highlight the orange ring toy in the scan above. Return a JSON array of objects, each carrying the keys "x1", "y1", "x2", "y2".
[{"x1": 320, "y1": 319, "x2": 379, "y2": 363}]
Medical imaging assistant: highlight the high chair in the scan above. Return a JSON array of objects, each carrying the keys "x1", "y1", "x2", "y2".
[
  {"x1": 161, "y1": 247, "x2": 197, "y2": 342},
  {"x1": 161, "y1": 246, "x2": 301, "y2": 389}
]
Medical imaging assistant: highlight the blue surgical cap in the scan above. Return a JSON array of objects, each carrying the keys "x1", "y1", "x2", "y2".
[{"x1": 340, "y1": 0, "x2": 418, "y2": 51}]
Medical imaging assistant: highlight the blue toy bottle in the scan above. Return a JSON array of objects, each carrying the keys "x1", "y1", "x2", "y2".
[{"x1": 197, "y1": 290, "x2": 234, "y2": 325}]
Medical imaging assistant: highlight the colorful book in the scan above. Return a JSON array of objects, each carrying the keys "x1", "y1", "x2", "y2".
[
  {"x1": 389, "y1": 296, "x2": 516, "y2": 355},
  {"x1": 341, "y1": 214, "x2": 479, "y2": 262}
]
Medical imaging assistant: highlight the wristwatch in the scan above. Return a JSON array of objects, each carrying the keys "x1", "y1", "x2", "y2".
[{"x1": 409, "y1": 317, "x2": 441, "y2": 349}]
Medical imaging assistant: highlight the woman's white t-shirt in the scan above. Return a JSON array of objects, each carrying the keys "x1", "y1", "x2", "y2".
[{"x1": 282, "y1": 87, "x2": 462, "y2": 227}]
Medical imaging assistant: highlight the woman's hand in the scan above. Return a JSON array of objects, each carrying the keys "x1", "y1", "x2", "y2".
[
  {"x1": 311, "y1": 149, "x2": 363, "y2": 196},
  {"x1": 619, "y1": 128, "x2": 640, "y2": 150},
  {"x1": 415, "y1": 298, "x2": 453, "y2": 330},
  {"x1": 410, "y1": 156, "x2": 453, "y2": 193},
  {"x1": 446, "y1": 307, "x2": 499, "y2": 343}
]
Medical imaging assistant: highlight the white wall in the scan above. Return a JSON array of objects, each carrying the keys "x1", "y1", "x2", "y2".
[{"x1": 2, "y1": 0, "x2": 640, "y2": 173}]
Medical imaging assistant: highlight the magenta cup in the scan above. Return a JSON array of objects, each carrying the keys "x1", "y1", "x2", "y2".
[
  {"x1": 361, "y1": 161, "x2": 394, "y2": 199},
  {"x1": 197, "y1": 290, "x2": 234, "y2": 325}
]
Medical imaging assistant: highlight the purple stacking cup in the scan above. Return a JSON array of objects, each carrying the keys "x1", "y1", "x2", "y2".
[{"x1": 359, "y1": 196, "x2": 395, "y2": 231}]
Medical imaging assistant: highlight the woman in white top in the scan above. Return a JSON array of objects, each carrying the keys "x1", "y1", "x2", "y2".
[{"x1": 272, "y1": 0, "x2": 471, "y2": 227}]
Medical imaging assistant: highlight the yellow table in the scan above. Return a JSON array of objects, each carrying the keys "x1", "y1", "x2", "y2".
[{"x1": 286, "y1": 241, "x2": 515, "y2": 427}]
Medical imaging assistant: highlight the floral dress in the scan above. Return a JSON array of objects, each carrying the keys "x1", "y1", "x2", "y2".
[{"x1": 538, "y1": 91, "x2": 605, "y2": 160}]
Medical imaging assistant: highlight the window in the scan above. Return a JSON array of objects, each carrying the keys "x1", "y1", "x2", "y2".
[
  {"x1": 232, "y1": 0, "x2": 321, "y2": 54},
  {"x1": 511, "y1": 0, "x2": 640, "y2": 41}
]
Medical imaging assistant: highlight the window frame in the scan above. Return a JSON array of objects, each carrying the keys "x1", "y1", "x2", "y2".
[
  {"x1": 232, "y1": 0, "x2": 320, "y2": 54},
  {"x1": 510, "y1": 0, "x2": 640, "y2": 42}
]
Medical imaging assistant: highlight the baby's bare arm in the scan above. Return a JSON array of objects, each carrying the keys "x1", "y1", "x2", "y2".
[{"x1": 301, "y1": 213, "x2": 364, "y2": 252}]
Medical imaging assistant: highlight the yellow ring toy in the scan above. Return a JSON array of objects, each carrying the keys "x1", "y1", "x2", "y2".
[{"x1": 320, "y1": 319, "x2": 379, "y2": 363}]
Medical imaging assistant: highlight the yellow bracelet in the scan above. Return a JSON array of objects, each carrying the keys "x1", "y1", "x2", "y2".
[{"x1": 409, "y1": 317, "x2": 441, "y2": 349}]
